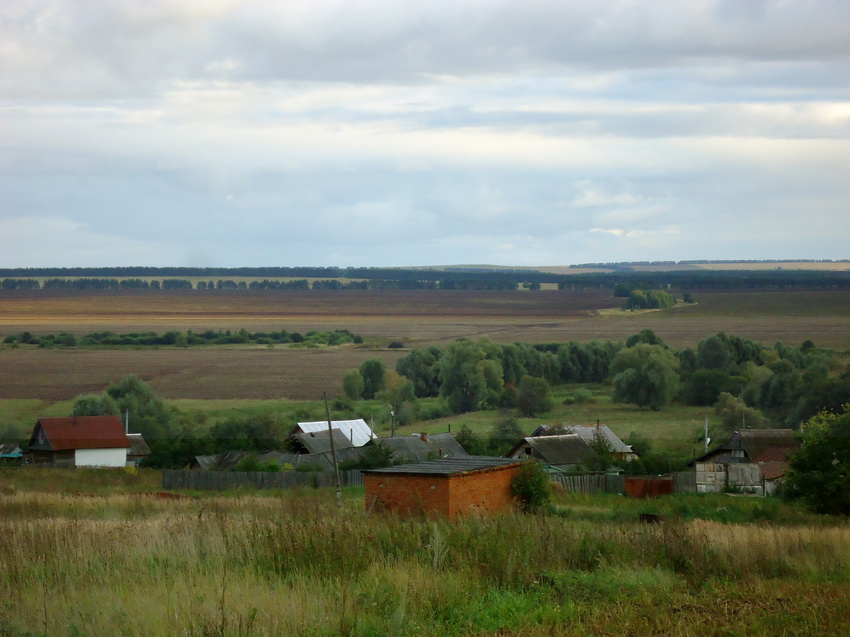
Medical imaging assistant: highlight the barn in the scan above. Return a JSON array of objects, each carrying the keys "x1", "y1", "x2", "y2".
[
  {"x1": 363, "y1": 457, "x2": 522, "y2": 519},
  {"x1": 25, "y1": 416, "x2": 132, "y2": 468}
]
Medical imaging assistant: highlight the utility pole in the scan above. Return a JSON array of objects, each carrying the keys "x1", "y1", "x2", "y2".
[{"x1": 324, "y1": 393, "x2": 342, "y2": 509}]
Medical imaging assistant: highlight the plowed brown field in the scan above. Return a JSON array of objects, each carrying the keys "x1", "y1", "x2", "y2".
[{"x1": 1, "y1": 288, "x2": 849, "y2": 400}]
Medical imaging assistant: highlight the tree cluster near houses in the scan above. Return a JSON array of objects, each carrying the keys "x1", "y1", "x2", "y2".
[{"x1": 375, "y1": 330, "x2": 849, "y2": 432}]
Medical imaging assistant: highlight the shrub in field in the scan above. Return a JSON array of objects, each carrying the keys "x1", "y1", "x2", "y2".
[
  {"x1": 360, "y1": 358, "x2": 386, "y2": 400},
  {"x1": 235, "y1": 454, "x2": 281, "y2": 472},
  {"x1": 511, "y1": 461, "x2": 552, "y2": 513},
  {"x1": 516, "y1": 376, "x2": 553, "y2": 417},
  {"x1": 342, "y1": 369, "x2": 364, "y2": 400}
]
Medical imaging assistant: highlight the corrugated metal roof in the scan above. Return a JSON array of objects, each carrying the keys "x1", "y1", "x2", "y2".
[
  {"x1": 380, "y1": 433, "x2": 469, "y2": 462},
  {"x1": 295, "y1": 419, "x2": 376, "y2": 447},
  {"x1": 29, "y1": 416, "x2": 131, "y2": 452},
  {"x1": 752, "y1": 444, "x2": 797, "y2": 464},
  {"x1": 363, "y1": 457, "x2": 521, "y2": 476},
  {"x1": 758, "y1": 461, "x2": 789, "y2": 481},
  {"x1": 0, "y1": 443, "x2": 22, "y2": 457}
]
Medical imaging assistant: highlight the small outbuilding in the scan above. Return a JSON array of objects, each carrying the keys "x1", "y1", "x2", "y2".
[
  {"x1": 363, "y1": 457, "x2": 522, "y2": 519},
  {"x1": 688, "y1": 429, "x2": 801, "y2": 494}
]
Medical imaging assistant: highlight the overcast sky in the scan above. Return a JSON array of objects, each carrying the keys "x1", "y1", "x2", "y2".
[{"x1": 2, "y1": 0, "x2": 849, "y2": 268}]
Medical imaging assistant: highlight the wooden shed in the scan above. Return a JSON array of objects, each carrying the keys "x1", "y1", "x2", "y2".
[{"x1": 363, "y1": 458, "x2": 522, "y2": 520}]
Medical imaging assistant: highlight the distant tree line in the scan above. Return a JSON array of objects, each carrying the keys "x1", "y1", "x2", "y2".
[
  {"x1": 3, "y1": 328, "x2": 361, "y2": 348},
  {"x1": 3, "y1": 267, "x2": 850, "y2": 292}
]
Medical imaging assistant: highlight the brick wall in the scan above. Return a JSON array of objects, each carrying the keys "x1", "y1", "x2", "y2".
[
  {"x1": 365, "y1": 464, "x2": 521, "y2": 519},
  {"x1": 446, "y1": 465, "x2": 520, "y2": 518}
]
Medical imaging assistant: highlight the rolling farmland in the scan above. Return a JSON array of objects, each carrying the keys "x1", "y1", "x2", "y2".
[{"x1": 1, "y1": 288, "x2": 849, "y2": 401}]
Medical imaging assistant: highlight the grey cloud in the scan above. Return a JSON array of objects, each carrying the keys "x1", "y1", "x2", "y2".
[{"x1": 3, "y1": 1, "x2": 850, "y2": 98}]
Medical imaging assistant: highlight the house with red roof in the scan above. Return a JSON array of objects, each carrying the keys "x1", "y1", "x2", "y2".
[{"x1": 25, "y1": 416, "x2": 132, "y2": 468}]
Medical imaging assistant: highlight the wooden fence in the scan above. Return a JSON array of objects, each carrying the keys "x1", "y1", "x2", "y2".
[
  {"x1": 551, "y1": 472, "x2": 696, "y2": 495},
  {"x1": 550, "y1": 473, "x2": 625, "y2": 494},
  {"x1": 163, "y1": 469, "x2": 363, "y2": 491}
]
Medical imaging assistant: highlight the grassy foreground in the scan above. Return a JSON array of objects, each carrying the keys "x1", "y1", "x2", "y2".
[{"x1": 2, "y1": 470, "x2": 850, "y2": 636}]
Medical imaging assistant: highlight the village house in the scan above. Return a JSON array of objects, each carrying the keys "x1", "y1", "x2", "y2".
[
  {"x1": 363, "y1": 457, "x2": 522, "y2": 519},
  {"x1": 688, "y1": 429, "x2": 801, "y2": 495},
  {"x1": 379, "y1": 432, "x2": 469, "y2": 463},
  {"x1": 25, "y1": 416, "x2": 133, "y2": 468},
  {"x1": 506, "y1": 434, "x2": 597, "y2": 472},
  {"x1": 530, "y1": 423, "x2": 639, "y2": 462}
]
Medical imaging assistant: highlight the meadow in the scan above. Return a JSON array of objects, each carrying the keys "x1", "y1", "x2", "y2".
[{"x1": 2, "y1": 469, "x2": 850, "y2": 637}]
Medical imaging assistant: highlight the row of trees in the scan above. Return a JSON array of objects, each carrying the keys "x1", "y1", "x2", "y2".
[
  {"x1": 1, "y1": 278, "x2": 521, "y2": 292},
  {"x1": 3, "y1": 329, "x2": 361, "y2": 348},
  {"x1": 5, "y1": 267, "x2": 850, "y2": 293}
]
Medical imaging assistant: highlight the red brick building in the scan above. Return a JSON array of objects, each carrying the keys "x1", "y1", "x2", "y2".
[{"x1": 363, "y1": 458, "x2": 522, "y2": 519}]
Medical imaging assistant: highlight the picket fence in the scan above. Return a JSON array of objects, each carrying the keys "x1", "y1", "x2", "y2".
[{"x1": 162, "y1": 469, "x2": 363, "y2": 491}]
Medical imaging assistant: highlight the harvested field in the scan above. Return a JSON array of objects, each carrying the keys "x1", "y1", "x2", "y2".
[
  {"x1": 1, "y1": 288, "x2": 849, "y2": 401},
  {"x1": 0, "y1": 346, "x2": 405, "y2": 401}
]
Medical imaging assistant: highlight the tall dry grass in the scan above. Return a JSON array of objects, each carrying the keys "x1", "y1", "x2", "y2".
[{"x1": 2, "y1": 488, "x2": 850, "y2": 636}]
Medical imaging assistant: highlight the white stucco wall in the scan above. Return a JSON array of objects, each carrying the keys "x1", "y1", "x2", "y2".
[{"x1": 75, "y1": 448, "x2": 127, "y2": 468}]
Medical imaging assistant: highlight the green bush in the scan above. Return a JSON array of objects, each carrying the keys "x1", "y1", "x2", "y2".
[{"x1": 511, "y1": 461, "x2": 552, "y2": 513}]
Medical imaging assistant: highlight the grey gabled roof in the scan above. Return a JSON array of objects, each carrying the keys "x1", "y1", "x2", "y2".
[
  {"x1": 564, "y1": 425, "x2": 633, "y2": 454},
  {"x1": 295, "y1": 429, "x2": 354, "y2": 455},
  {"x1": 364, "y1": 457, "x2": 520, "y2": 476},
  {"x1": 127, "y1": 433, "x2": 151, "y2": 457},
  {"x1": 512, "y1": 434, "x2": 595, "y2": 467},
  {"x1": 380, "y1": 433, "x2": 469, "y2": 463}
]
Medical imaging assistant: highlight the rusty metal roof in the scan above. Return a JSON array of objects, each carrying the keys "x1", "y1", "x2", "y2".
[
  {"x1": 752, "y1": 444, "x2": 797, "y2": 464},
  {"x1": 363, "y1": 457, "x2": 520, "y2": 476},
  {"x1": 28, "y1": 416, "x2": 131, "y2": 452},
  {"x1": 758, "y1": 461, "x2": 790, "y2": 481},
  {"x1": 739, "y1": 429, "x2": 800, "y2": 460}
]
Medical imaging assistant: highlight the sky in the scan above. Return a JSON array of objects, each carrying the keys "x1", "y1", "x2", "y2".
[{"x1": 1, "y1": 0, "x2": 849, "y2": 269}]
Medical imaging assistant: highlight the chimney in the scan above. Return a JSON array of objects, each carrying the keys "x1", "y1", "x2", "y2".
[{"x1": 420, "y1": 432, "x2": 428, "y2": 442}]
